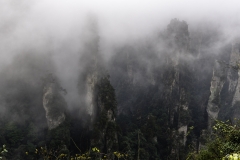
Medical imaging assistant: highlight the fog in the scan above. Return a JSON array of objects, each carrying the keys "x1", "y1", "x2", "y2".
[{"x1": 1, "y1": 0, "x2": 240, "y2": 114}]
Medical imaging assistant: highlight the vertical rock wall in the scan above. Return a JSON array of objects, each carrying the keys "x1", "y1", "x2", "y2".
[
  {"x1": 207, "y1": 43, "x2": 240, "y2": 129},
  {"x1": 230, "y1": 43, "x2": 240, "y2": 123},
  {"x1": 206, "y1": 62, "x2": 226, "y2": 130},
  {"x1": 42, "y1": 74, "x2": 66, "y2": 130},
  {"x1": 78, "y1": 17, "x2": 118, "y2": 153}
]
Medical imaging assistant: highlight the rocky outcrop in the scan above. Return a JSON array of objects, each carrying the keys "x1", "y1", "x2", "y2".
[
  {"x1": 206, "y1": 61, "x2": 226, "y2": 130},
  {"x1": 227, "y1": 44, "x2": 239, "y2": 93},
  {"x1": 167, "y1": 19, "x2": 190, "y2": 147},
  {"x1": 78, "y1": 17, "x2": 118, "y2": 153},
  {"x1": 43, "y1": 74, "x2": 66, "y2": 130},
  {"x1": 230, "y1": 43, "x2": 240, "y2": 123},
  {"x1": 84, "y1": 64, "x2": 118, "y2": 153},
  {"x1": 86, "y1": 72, "x2": 98, "y2": 117},
  {"x1": 207, "y1": 43, "x2": 240, "y2": 128},
  {"x1": 178, "y1": 89, "x2": 190, "y2": 145}
]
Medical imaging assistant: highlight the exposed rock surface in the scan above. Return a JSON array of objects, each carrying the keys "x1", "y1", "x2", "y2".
[
  {"x1": 43, "y1": 74, "x2": 66, "y2": 130},
  {"x1": 78, "y1": 17, "x2": 118, "y2": 153},
  {"x1": 207, "y1": 43, "x2": 240, "y2": 128},
  {"x1": 206, "y1": 61, "x2": 226, "y2": 130},
  {"x1": 230, "y1": 43, "x2": 240, "y2": 123}
]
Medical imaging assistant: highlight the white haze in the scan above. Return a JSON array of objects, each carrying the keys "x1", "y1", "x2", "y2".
[
  {"x1": 1, "y1": 0, "x2": 240, "y2": 110},
  {"x1": 1, "y1": 0, "x2": 240, "y2": 61}
]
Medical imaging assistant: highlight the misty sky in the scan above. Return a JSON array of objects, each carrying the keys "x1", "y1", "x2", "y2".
[
  {"x1": 1, "y1": 0, "x2": 240, "y2": 112},
  {"x1": 1, "y1": 0, "x2": 240, "y2": 65}
]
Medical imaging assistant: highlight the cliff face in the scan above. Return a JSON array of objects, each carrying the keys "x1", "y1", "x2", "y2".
[
  {"x1": 0, "y1": 53, "x2": 71, "y2": 159},
  {"x1": 221, "y1": 43, "x2": 240, "y2": 123},
  {"x1": 108, "y1": 19, "x2": 236, "y2": 159},
  {"x1": 167, "y1": 19, "x2": 190, "y2": 147},
  {"x1": 109, "y1": 19, "x2": 194, "y2": 159},
  {"x1": 42, "y1": 74, "x2": 67, "y2": 130},
  {"x1": 80, "y1": 51, "x2": 118, "y2": 153},
  {"x1": 78, "y1": 18, "x2": 118, "y2": 153},
  {"x1": 231, "y1": 44, "x2": 240, "y2": 106},
  {"x1": 207, "y1": 43, "x2": 240, "y2": 128},
  {"x1": 206, "y1": 61, "x2": 226, "y2": 130}
]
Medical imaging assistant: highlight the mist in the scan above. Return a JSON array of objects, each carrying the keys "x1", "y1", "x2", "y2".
[
  {"x1": 2, "y1": 1, "x2": 240, "y2": 159},
  {"x1": 1, "y1": 0, "x2": 240, "y2": 112}
]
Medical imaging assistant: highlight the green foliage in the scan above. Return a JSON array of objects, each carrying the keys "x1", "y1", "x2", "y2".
[
  {"x1": 187, "y1": 120, "x2": 240, "y2": 160},
  {"x1": 0, "y1": 144, "x2": 8, "y2": 159},
  {"x1": 25, "y1": 146, "x2": 128, "y2": 160},
  {"x1": 119, "y1": 129, "x2": 154, "y2": 160},
  {"x1": 96, "y1": 75, "x2": 117, "y2": 112},
  {"x1": 90, "y1": 74, "x2": 119, "y2": 153},
  {"x1": 179, "y1": 109, "x2": 191, "y2": 125},
  {"x1": 4, "y1": 123, "x2": 24, "y2": 147},
  {"x1": 26, "y1": 146, "x2": 69, "y2": 160},
  {"x1": 47, "y1": 121, "x2": 70, "y2": 150}
]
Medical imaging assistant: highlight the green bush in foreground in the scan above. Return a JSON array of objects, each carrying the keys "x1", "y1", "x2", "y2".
[
  {"x1": 25, "y1": 146, "x2": 128, "y2": 160},
  {"x1": 187, "y1": 120, "x2": 240, "y2": 160}
]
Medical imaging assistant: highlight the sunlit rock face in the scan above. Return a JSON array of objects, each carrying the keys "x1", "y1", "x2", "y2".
[{"x1": 43, "y1": 74, "x2": 66, "y2": 130}]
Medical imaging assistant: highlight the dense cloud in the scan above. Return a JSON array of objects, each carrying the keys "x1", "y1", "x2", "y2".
[{"x1": 0, "y1": 0, "x2": 240, "y2": 112}]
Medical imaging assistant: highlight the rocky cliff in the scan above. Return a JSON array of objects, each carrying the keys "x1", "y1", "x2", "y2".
[
  {"x1": 78, "y1": 17, "x2": 118, "y2": 154},
  {"x1": 108, "y1": 19, "x2": 194, "y2": 159},
  {"x1": 42, "y1": 74, "x2": 67, "y2": 130},
  {"x1": 207, "y1": 61, "x2": 226, "y2": 131},
  {"x1": 210, "y1": 43, "x2": 240, "y2": 124}
]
